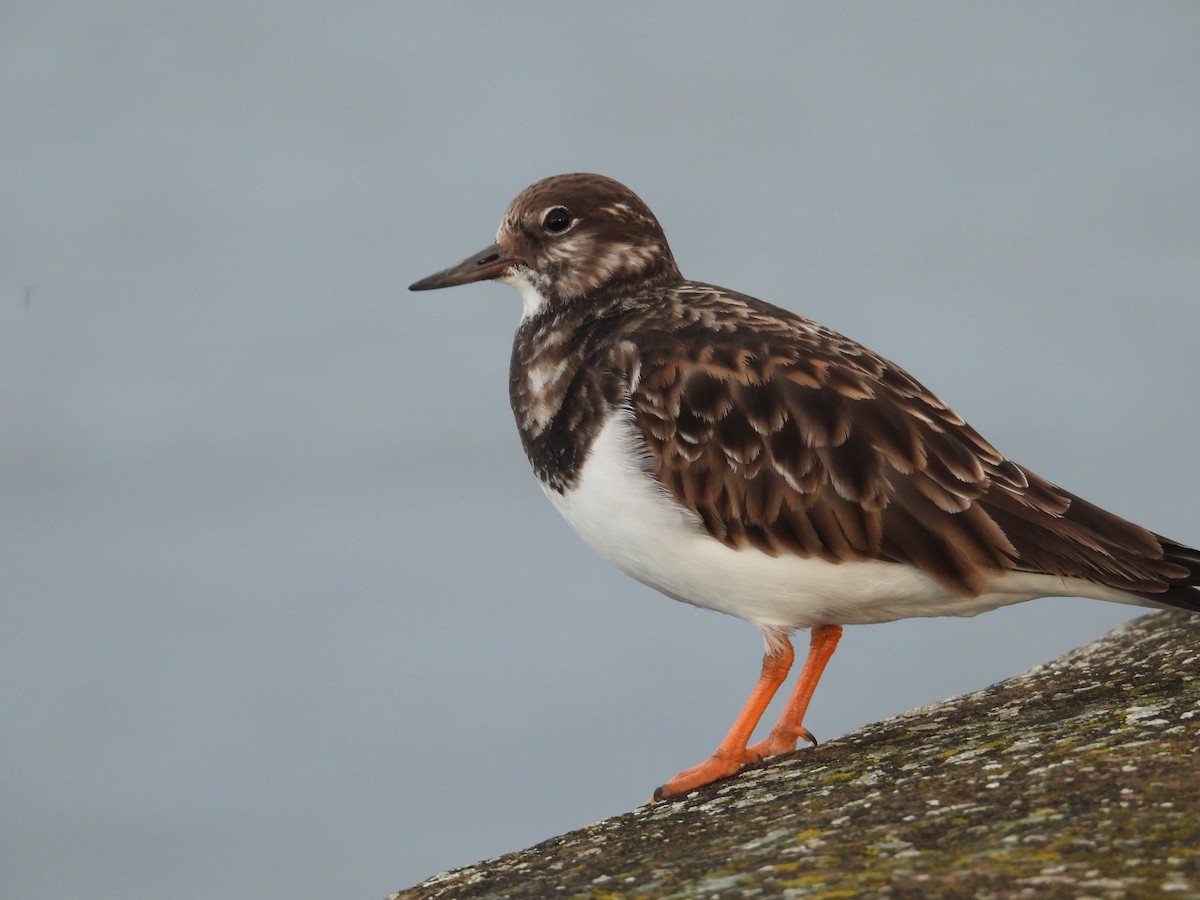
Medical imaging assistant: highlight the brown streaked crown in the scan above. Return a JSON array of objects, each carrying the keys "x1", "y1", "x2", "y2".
[{"x1": 495, "y1": 173, "x2": 683, "y2": 306}]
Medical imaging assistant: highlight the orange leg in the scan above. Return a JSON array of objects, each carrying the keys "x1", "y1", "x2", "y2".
[
  {"x1": 746, "y1": 624, "x2": 842, "y2": 760},
  {"x1": 651, "y1": 636, "x2": 795, "y2": 802}
]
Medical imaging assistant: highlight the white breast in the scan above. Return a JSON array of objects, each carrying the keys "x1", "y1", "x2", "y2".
[{"x1": 541, "y1": 412, "x2": 1149, "y2": 631}]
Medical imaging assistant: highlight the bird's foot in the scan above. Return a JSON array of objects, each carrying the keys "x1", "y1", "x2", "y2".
[
  {"x1": 649, "y1": 747, "x2": 763, "y2": 802},
  {"x1": 745, "y1": 724, "x2": 818, "y2": 762}
]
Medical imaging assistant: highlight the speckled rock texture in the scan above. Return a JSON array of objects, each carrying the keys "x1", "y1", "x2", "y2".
[{"x1": 391, "y1": 611, "x2": 1200, "y2": 899}]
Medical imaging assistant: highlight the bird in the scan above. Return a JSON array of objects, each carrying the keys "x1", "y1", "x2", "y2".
[{"x1": 409, "y1": 173, "x2": 1200, "y2": 802}]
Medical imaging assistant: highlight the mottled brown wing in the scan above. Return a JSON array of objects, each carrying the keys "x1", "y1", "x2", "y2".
[{"x1": 621, "y1": 312, "x2": 1194, "y2": 602}]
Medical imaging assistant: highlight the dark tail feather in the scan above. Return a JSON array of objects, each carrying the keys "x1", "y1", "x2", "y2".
[{"x1": 1156, "y1": 538, "x2": 1200, "y2": 612}]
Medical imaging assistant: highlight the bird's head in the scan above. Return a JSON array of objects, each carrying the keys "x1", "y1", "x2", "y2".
[{"x1": 410, "y1": 173, "x2": 682, "y2": 316}]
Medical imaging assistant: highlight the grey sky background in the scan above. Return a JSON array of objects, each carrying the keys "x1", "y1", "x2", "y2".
[{"x1": 3, "y1": 4, "x2": 1199, "y2": 898}]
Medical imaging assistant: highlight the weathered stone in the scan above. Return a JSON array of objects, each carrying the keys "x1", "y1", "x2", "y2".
[{"x1": 391, "y1": 611, "x2": 1200, "y2": 899}]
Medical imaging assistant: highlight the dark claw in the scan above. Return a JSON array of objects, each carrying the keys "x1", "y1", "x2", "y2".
[{"x1": 652, "y1": 785, "x2": 666, "y2": 802}]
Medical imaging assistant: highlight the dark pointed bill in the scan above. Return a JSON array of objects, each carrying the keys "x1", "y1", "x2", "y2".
[{"x1": 408, "y1": 242, "x2": 515, "y2": 291}]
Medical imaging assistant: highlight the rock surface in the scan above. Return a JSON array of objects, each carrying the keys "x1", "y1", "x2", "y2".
[{"x1": 391, "y1": 611, "x2": 1200, "y2": 898}]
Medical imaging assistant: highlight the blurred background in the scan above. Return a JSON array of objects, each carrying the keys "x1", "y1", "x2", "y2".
[{"x1": 3, "y1": 3, "x2": 1199, "y2": 898}]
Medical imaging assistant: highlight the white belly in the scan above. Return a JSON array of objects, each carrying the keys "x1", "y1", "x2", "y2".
[{"x1": 541, "y1": 412, "x2": 1149, "y2": 631}]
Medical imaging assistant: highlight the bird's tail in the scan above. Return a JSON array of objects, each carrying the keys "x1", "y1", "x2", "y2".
[{"x1": 1157, "y1": 538, "x2": 1200, "y2": 612}]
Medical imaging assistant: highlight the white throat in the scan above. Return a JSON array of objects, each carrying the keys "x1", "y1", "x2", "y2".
[{"x1": 501, "y1": 267, "x2": 550, "y2": 320}]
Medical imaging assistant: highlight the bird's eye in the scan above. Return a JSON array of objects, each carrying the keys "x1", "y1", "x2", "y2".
[{"x1": 542, "y1": 207, "x2": 573, "y2": 234}]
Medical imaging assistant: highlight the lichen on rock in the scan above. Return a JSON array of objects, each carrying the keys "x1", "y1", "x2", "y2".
[{"x1": 390, "y1": 611, "x2": 1200, "y2": 899}]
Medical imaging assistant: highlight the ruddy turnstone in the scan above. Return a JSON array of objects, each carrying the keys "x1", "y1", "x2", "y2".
[{"x1": 410, "y1": 173, "x2": 1200, "y2": 801}]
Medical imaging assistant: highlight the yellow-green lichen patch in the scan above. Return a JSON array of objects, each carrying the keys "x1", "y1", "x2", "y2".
[{"x1": 392, "y1": 612, "x2": 1200, "y2": 900}]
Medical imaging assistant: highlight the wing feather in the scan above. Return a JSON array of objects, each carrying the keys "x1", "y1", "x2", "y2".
[{"x1": 619, "y1": 288, "x2": 1196, "y2": 603}]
